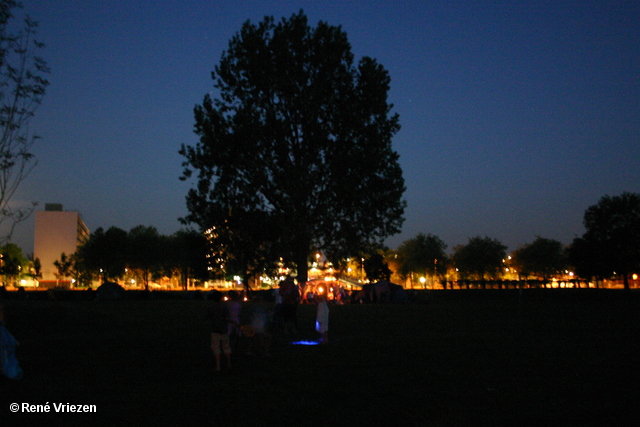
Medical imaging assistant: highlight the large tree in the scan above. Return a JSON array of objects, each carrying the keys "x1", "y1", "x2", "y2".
[
  {"x1": 180, "y1": 11, "x2": 405, "y2": 284},
  {"x1": 566, "y1": 236, "x2": 608, "y2": 286},
  {"x1": 75, "y1": 226, "x2": 128, "y2": 283},
  {"x1": 572, "y1": 192, "x2": 640, "y2": 291},
  {"x1": 452, "y1": 236, "x2": 507, "y2": 284},
  {"x1": 397, "y1": 233, "x2": 448, "y2": 285},
  {"x1": 167, "y1": 229, "x2": 210, "y2": 290},
  {"x1": 0, "y1": 1, "x2": 49, "y2": 243},
  {"x1": 511, "y1": 237, "x2": 566, "y2": 283},
  {"x1": 127, "y1": 225, "x2": 164, "y2": 291}
]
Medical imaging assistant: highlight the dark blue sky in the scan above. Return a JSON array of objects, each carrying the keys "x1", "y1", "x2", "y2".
[{"x1": 10, "y1": 0, "x2": 640, "y2": 254}]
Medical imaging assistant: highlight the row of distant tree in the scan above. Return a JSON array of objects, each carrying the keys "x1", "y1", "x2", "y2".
[
  {"x1": 0, "y1": 193, "x2": 637, "y2": 291},
  {"x1": 54, "y1": 226, "x2": 210, "y2": 290},
  {"x1": 385, "y1": 234, "x2": 568, "y2": 288},
  {"x1": 373, "y1": 192, "x2": 639, "y2": 290},
  {"x1": 1, "y1": 227, "x2": 210, "y2": 290}
]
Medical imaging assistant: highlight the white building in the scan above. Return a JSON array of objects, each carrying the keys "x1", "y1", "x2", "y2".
[{"x1": 33, "y1": 204, "x2": 90, "y2": 287}]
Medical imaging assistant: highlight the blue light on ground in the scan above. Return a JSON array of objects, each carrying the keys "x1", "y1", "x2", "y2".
[{"x1": 291, "y1": 340, "x2": 321, "y2": 346}]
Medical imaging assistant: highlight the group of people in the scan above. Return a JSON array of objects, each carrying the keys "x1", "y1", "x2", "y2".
[
  {"x1": 206, "y1": 277, "x2": 330, "y2": 371},
  {"x1": 273, "y1": 276, "x2": 329, "y2": 344},
  {"x1": 275, "y1": 277, "x2": 329, "y2": 343},
  {"x1": 298, "y1": 282, "x2": 350, "y2": 305}
]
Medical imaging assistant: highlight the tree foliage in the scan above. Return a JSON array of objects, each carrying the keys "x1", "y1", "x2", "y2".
[
  {"x1": 396, "y1": 233, "x2": 447, "y2": 280},
  {"x1": 512, "y1": 237, "x2": 565, "y2": 281},
  {"x1": 568, "y1": 192, "x2": 640, "y2": 290},
  {"x1": 75, "y1": 226, "x2": 128, "y2": 283},
  {"x1": 127, "y1": 225, "x2": 163, "y2": 291},
  {"x1": 168, "y1": 229, "x2": 210, "y2": 290},
  {"x1": 180, "y1": 11, "x2": 405, "y2": 284},
  {"x1": 0, "y1": 0, "x2": 49, "y2": 243},
  {"x1": 453, "y1": 236, "x2": 507, "y2": 282},
  {"x1": 566, "y1": 236, "x2": 605, "y2": 283},
  {"x1": 202, "y1": 209, "x2": 280, "y2": 290},
  {"x1": 74, "y1": 226, "x2": 211, "y2": 288},
  {"x1": 363, "y1": 253, "x2": 391, "y2": 282},
  {"x1": 0, "y1": 241, "x2": 27, "y2": 284},
  {"x1": 53, "y1": 252, "x2": 73, "y2": 287}
]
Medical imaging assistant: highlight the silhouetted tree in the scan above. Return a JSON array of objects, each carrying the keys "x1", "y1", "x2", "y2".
[
  {"x1": 512, "y1": 237, "x2": 565, "y2": 284},
  {"x1": 180, "y1": 11, "x2": 405, "y2": 285},
  {"x1": 31, "y1": 256, "x2": 41, "y2": 281},
  {"x1": 1, "y1": 242, "x2": 27, "y2": 285},
  {"x1": 197, "y1": 206, "x2": 280, "y2": 291},
  {"x1": 453, "y1": 236, "x2": 507, "y2": 286},
  {"x1": 168, "y1": 229, "x2": 210, "y2": 290},
  {"x1": 397, "y1": 233, "x2": 447, "y2": 286},
  {"x1": 572, "y1": 192, "x2": 640, "y2": 291},
  {"x1": 363, "y1": 253, "x2": 392, "y2": 282},
  {"x1": 76, "y1": 226, "x2": 128, "y2": 283},
  {"x1": 53, "y1": 252, "x2": 73, "y2": 288},
  {"x1": 0, "y1": 1, "x2": 49, "y2": 243},
  {"x1": 127, "y1": 225, "x2": 163, "y2": 291},
  {"x1": 566, "y1": 236, "x2": 607, "y2": 287}
]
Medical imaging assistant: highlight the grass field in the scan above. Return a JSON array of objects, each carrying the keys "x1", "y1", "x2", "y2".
[{"x1": 1, "y1": 289, "x2": 640, "y2": 426}]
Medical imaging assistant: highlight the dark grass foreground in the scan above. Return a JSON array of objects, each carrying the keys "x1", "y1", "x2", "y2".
[{"x1": 1, "y1": 290, "x2": 640, "y2": 426}]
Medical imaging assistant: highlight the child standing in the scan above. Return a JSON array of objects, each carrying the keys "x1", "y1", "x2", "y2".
[
  {"x1": 226, "y1": 291, "x2": 242, "y2": 351},
  {"x1": 206, "y1": 292, "x2": 232, "y2": 371},
  {"x1": 247, "y1": 297, "x2": 272, "y2": 356},
  {"x1": 315, "y1": 294, "x2": 329, "y2": 344}
]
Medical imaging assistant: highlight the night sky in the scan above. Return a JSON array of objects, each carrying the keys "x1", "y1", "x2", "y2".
[{"x1": 9, "y1": 0, "x2": 640, "y2": 255}]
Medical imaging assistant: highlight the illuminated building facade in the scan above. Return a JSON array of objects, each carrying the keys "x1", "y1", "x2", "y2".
[{"x1": 33, "y1": 204, "x2": 90, "y2": 287}]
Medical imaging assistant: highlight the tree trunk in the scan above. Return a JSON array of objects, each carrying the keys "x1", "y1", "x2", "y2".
[
  {"x1": 295, "y1": 250, "x2": 308, "y2": 286},
  {"x1": 182, "y1": 270, "x2": 189, "y2": 291},
  {"x1": 293, "y1": 240, "x2": 310, "y2": 286},
  {"x1": 242, "y1": 272, "x2": 253, "y2": 295}
]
